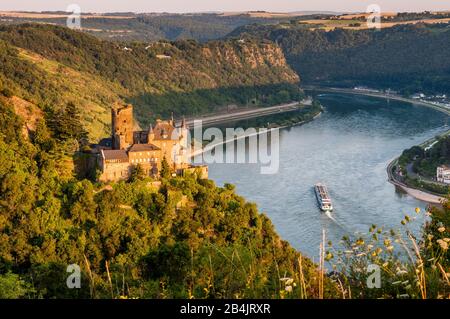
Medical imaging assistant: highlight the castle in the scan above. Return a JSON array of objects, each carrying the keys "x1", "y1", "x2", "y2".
[{"x1": 97, "y1": 104, "x2": 207, "y2": 182}]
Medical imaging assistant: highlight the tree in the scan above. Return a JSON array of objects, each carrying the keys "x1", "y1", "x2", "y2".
[
  {"x1": 129, "y1": 163, "x2": 146, "y2": 182},
  {"x1": 0, "y1": 272, "x2": 32, "y2": 299},
  {"x1": 47, "y1": 102, "x2": 87, "y2": 143},
  {"x1": 160, "y1": 156, "x2": 171, "y2": 179}
]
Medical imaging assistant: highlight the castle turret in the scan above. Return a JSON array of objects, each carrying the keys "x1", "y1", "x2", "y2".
[
  {"x1": 112, "y1": 104, "x2": 134, "y2": 150},
  {"x1": 147, "y1": 124, "x2": 155, "y2": 144}
]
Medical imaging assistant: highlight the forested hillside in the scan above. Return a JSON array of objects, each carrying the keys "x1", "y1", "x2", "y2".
[
  {"x1": 0, "y1": 24, "x2": 300, "y2": 140},
  {"x1": 230, "y1": 23, "x2": 450, "y2": 94},
  {"x1": 0, "y1": 96, "x2": 337, "y2": 298}
]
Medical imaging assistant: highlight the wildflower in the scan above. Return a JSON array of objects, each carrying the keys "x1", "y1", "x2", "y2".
[
  {"x1": 387, "y1": 245, "x2": 394, "y2": 252},
  {"x1": 383, "y1": 239, "x2": 391, "y2": 247},
  {"x1": 427, "y1": 234, "x2": 434, "y2": 241},
  {"x1": 415, "y1": 207, "x2": 420, "y2": 214},
  {"x1": 285, "y1": 285, "x2": 293, "y2": 293},
  {"x1": 443, "y1": 238, "x2": 450, "y2": 243},
  {"x1": 404, "y1": 215, "x2": 410, "y2": 222},
  {"x1": 438, "y1": 227, "x2": 446, "y2": 233},
  {"x1": 285, "y1": 278, "x2": 294, "y2": 286},
  {"x1": 436, "y1": 239, "x2": 448, "y2": 251}
]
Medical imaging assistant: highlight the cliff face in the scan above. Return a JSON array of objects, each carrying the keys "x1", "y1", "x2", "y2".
[
  {"x1": 0, "y1": 24, "x2": 299, "y2": 92},
  {"x1": 0, "y1": 24, "x2": 300, "y2": 139}
]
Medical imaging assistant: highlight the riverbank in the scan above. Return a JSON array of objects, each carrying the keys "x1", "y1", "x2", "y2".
[
  {"x1": 189, "y1": 104, "x2": 323, "y2": 158},
  {"x1": 304, "y1": 86, "x2": 450, "y2": 116},
  {"x1": 183, "y1": 101, "x2": 308, "y2": 128},
  {"x1": 387, "y1": 157, "x2": 445, "y2": 204},
  {"x1": 304, "y1": 85, "x2": 450, "y2": 204}
]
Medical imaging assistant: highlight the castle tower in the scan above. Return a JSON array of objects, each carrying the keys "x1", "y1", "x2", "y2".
[
  {"x1": 112, "y1": 104, "x2": 134, "y2": 150},
  {"x1": 147, "y1": 124, "x2": 155, "y2": 144}
]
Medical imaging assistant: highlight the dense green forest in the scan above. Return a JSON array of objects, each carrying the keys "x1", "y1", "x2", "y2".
[
  {"x1": 0, "y1": 24, "x2": 300, "y2": 140},
  {"x1": 230, "y1": 23, "x2": 450, "y2": 94}
]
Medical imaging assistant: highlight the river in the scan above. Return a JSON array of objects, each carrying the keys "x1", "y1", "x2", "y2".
[{"x1": 204, "y1": 93, "x2": 449, "y2": 260}]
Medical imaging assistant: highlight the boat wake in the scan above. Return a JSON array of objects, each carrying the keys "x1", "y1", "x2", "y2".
[
  {"x1": 324, "y1": 210, "x2": 336, "y2": 222},
  {"x1": 324, "y1": 210, "x2": 351, "y2": 233}
]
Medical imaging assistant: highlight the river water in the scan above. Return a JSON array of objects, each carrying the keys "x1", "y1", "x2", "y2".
[{"x1": 204, "y1": 93, "x2": 449, "y2": 260}]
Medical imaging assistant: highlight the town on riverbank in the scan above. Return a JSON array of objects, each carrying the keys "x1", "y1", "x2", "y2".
[{"x1": 388, "y1": 131, "x2": 450, "y2": 203}]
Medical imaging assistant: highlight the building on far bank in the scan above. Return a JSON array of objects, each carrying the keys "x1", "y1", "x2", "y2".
[
  {"x1": 436, "y1": 165, "x2": 450, "y2": 184},
  {"x1": 97, "y1": 104, "x2": 207, "y2": 182}
]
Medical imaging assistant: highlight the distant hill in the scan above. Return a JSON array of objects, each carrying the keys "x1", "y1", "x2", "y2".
[
  {"x1": 0, "y1": 12, "x2": 296, "y2": 42},
  {"x1": 0, "y1": 24, "x2": 300, "y2": 140},
  {"x1": 230, "y1": 22, "x2": 450, "y2": 94}
]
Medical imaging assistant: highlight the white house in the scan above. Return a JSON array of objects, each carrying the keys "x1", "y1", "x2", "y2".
[{"x1": 436, "y1": 165, "x2": 450, "y2": 184}]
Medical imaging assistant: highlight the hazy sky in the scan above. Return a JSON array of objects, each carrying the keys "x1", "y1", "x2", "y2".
[{"x1": 1, "y1": 1, "x2": 449, "y2": 13}]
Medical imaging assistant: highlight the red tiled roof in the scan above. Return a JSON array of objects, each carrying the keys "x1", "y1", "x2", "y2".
[
  {"x1": 129, "y1": 143, "x2": 160, "y2": 152},
  {"x1": 153, "y1": 121, "x2": 177, "y2": 140},
  {"x1": 102, "y1": 150, "x2": 128, "y2": 162}
]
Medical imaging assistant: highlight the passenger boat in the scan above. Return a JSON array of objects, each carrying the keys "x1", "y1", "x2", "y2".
[{"x1": 314, "y1": 183, "x2": 333, "y2": 211}]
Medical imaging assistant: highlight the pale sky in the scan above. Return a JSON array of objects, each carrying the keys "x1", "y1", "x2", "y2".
[{"x1": 0, "y1": 1, "x2": 449, "y2": 13}]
